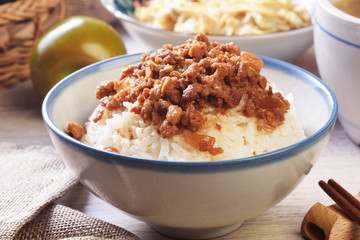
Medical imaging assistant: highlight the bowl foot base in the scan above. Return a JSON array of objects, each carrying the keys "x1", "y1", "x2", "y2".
[{"x1": 149, "y1": 221, "x2": 244, "y2": 239}]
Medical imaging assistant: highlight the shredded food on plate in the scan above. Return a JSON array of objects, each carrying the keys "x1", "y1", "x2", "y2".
[{"x1": 134, "y1": 0, "x2": 311, "y2": 36}]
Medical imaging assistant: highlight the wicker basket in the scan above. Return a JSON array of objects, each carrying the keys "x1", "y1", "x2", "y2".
[{"x1": 0, "y1": 0, "x2": 66, "y2": 89}]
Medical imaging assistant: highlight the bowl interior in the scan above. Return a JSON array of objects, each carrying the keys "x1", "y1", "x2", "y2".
[
  {"x1": 322, "y1": 0, "x2": 360, "y2": 23},
  {"x1": 45, "y1": 55, "x2": 139, "y2": 130},
  {"x1": 43, "y1": 53, "x2": 337, "y2": 164}
]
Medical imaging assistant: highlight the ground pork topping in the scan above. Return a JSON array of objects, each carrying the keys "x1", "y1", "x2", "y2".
[
  {"x1": 67, "y1": 122, "x2": 86, "y2": 141},
  {"x1": 95, "y1": 33, "x2": 289, "y2": 140}
]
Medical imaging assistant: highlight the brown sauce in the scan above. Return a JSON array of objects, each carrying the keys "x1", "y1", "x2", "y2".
[
  {"x1": 184, "y1": 132, "x2": 224, "y2": 156},
  {"x1": 69, "y1": 33, "x2": 290, "y2": 155},
  {"x1": 333, "y1": 0, "x2": 360, "y2": 18}
]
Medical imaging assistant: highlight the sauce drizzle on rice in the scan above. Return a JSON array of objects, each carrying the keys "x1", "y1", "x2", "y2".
[
  {"x1": 67, "y1": 33, "x2": 295, "y2": 157},
  {"x1": 96, "y1": 34, "x2": 288, "y2": 134}
]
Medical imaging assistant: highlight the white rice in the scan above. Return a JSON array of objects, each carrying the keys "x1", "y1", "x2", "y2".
[{"x1": 82, "y1": 89, "x2": 305, "y2": 162}]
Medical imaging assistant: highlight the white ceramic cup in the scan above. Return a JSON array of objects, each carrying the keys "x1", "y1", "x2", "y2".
[{"x1": 314, "y1": 0, "x2": 360, "y2": 144}]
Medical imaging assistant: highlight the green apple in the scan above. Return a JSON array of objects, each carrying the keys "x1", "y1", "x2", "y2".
[{"x1": 30, "y1": 16, "x2": 127, "y2": 98}]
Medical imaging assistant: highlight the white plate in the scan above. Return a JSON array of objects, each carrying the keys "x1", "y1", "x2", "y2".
[{"x1": 101, "y1": 0, "x2": 315, "y2": 61}]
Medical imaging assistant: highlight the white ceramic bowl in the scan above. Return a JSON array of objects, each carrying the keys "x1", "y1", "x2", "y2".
[
  {"x1": 101, "y1": 0, "x2": 315, "y2": 61},
  {"x1": 314, "y1": 0, "x2": 360, "y2": 144},
  {"x1": 42, "y1": 53, "x2": 337, "y2": 239}
]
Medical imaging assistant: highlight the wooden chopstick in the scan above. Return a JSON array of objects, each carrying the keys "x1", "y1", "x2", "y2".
[
  {"x1": 319, "y1": 179, "x2": 360, "y2": 225},
  {"x1": 327, "y1": 179, "x2": 360, "y2": 211}
]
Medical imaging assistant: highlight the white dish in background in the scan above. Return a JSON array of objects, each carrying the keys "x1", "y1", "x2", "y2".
[
  {"x1": 101, "y1": 0, "x2": 315, "y2": 62},
  {"x1": 42, "y1": 52, "x2": 337, "y2": 239},
  {"x1": 314, "y1": 0, "x2": 360, "y2": 144}
]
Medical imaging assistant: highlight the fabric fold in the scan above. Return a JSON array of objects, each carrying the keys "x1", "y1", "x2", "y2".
[{"x1": 0, "y1": 142, "x2": 140, "y2": 240}]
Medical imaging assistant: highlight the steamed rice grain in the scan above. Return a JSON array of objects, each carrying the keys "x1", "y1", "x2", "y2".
[
  {"x1": 83, "y1": 92, "x2": 304, "y2": 162},
  {"x1": 72, "y1": 34, "x2": 306, "y2": 162}
]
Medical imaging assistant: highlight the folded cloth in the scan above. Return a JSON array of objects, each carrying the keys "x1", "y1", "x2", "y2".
[
  {"x1": 14, "y1": 203, "x2": 140, "y2": 239},
  {"x1": 0, "y1": 142, "x2": 140, "y2": 240}
]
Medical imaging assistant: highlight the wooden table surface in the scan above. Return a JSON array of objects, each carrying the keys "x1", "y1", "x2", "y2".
[{"x1": 1, "y1": 1, "x2": 360, "y2": 239}]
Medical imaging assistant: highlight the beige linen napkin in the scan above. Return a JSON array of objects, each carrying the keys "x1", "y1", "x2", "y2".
[{"x1": 0, "y1": 142, "x2": 140, "y2": 240}]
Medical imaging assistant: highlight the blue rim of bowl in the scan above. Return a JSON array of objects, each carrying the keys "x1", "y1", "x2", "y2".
[
  {"x1": 100, "y1": 0, "x2": 314, "y2": 40},
  {"x1": 42, "y1": 53, "x2": 338, "y2": 169}
]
